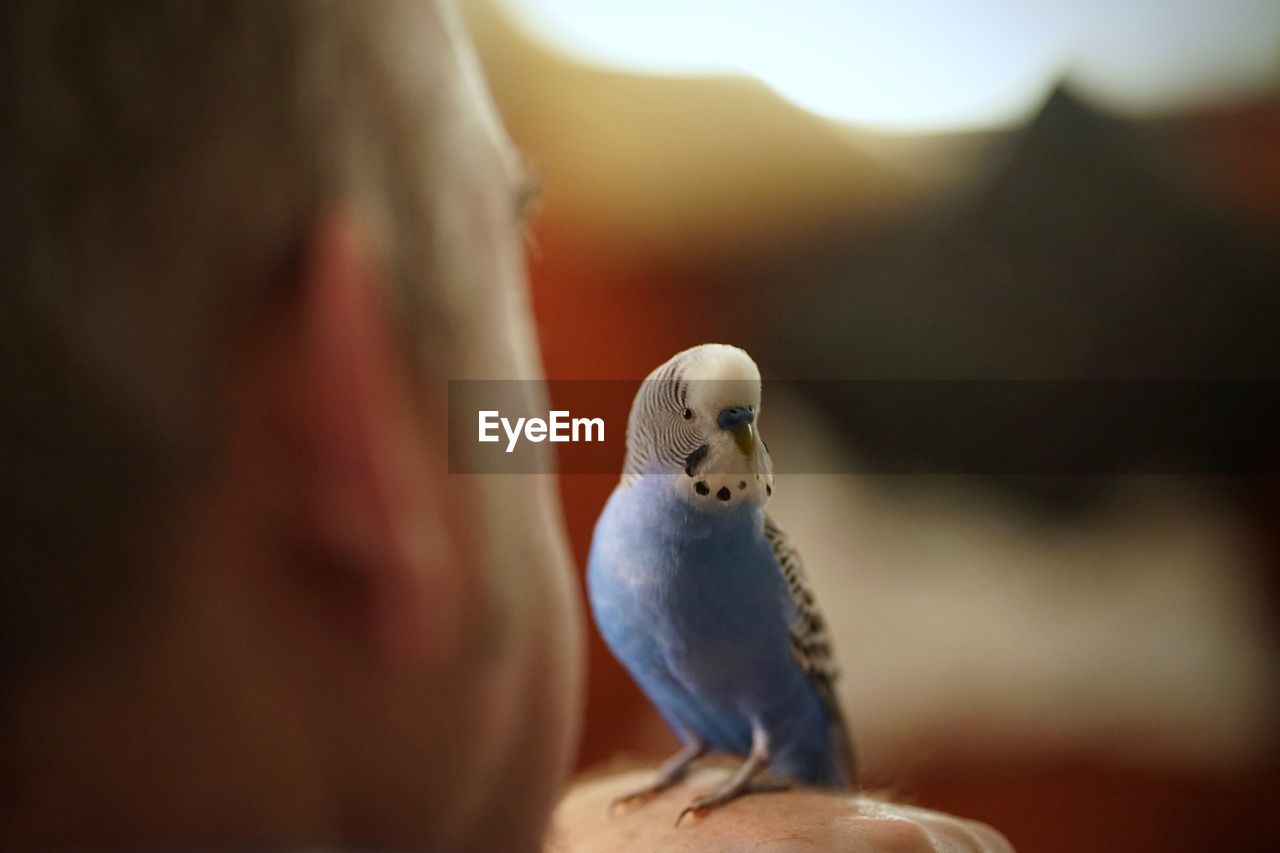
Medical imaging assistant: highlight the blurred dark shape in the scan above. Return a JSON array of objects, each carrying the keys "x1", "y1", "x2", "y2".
[{"x1": 747, "y1": 88, "x2": 1280, "y2": 510}]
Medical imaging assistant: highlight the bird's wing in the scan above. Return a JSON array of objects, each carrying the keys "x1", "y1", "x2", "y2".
[{"x1": 763, "y1": 512, "x2": 858, "y2": 785}]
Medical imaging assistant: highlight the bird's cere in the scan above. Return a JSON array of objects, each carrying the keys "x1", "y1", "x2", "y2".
[{"x1": 477, "y1": 409, "x2": 604, "y2": 453}]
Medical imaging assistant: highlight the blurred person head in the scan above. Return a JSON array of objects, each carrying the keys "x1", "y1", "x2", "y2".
[{"x1": 0, "y1": 1, "x2": 581, "y2": 850}]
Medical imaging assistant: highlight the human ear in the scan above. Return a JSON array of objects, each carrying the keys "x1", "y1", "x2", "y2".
[{"x1": 267, "y1": 212, "x2": 460, "y2": 665}]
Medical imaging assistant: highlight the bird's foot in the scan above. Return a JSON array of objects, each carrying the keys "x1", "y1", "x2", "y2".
[
  {"x1": 608, "y1": 785, "x2": 666, "y2": 815},
  {"x1": 675, "y1": 777, "x2": 791, "y2": 826},
  {"x1": 609, "y1": 737, "x2": 709, "y2": 816},
  {"x1": 676, "y1": 728, "x2": 780, "y2": 826},
  {"x1": 749, "y1": 777, "x2": 793, "y2": 795}
]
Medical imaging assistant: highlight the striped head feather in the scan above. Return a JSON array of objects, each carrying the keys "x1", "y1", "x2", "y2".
[{"x1": 623, "y1": 344, "x2": 775, "y2": 507}]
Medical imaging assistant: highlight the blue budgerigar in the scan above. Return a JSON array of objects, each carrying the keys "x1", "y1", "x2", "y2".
[{"x1": 588, "y1": 343, "x2": 857, "y2": 822}]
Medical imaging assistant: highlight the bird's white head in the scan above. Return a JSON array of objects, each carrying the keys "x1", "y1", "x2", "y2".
[{"x1": 623, "y1": 343, "x2": 774, "y2": 508}]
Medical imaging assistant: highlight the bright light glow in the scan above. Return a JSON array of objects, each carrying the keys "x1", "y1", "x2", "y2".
[{"x1": 498, "y1": 0, "x2": 1280, "y2": 132}]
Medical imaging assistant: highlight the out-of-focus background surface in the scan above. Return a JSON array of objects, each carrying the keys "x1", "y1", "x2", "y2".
[{"x1": 461, "y1": 1, "x2": 1280, "y2": 850}]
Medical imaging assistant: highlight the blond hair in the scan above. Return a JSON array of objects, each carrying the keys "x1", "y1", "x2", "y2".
[{"x1": 0, "y1": 0, "x2": 455, "y2": 674}]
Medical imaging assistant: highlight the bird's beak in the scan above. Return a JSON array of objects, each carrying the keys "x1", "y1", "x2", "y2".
[{"x1": 732, "y1": 422, "x2": 756, "y2": 457}]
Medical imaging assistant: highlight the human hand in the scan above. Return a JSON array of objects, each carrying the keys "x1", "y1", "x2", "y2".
[{"x1": 546, "y1": 763, "x2": 1013, "y2": 852}]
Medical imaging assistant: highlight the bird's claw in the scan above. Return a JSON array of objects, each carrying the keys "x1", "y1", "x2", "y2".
[
  {"x1": 608, "y1": 788, "x2": 660, "y2": 816},
  {"x1": 674, "y1": 795, "x2": 723, "y2": 826},
  {"x1": 674, "y1": 778, "x2": 792, "y2": 826},
  {"x1": 674, "y1": 804, "x2": 701, "y2": 827}
]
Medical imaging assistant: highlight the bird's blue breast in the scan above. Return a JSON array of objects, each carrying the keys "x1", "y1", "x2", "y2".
[{"x1": 589, "y1": 475, "x2": 842, "y2": 784}]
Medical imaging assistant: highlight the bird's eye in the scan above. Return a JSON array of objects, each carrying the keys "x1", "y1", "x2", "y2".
[{"x1": 682, "y1": 408, "x2": 694, "y2": 420}]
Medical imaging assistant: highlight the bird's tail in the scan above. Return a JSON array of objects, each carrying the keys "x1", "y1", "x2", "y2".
[{"x1": 816, "y1": 680, "x2": 859, "y2": 790}]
